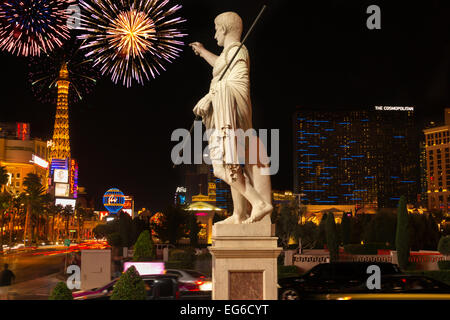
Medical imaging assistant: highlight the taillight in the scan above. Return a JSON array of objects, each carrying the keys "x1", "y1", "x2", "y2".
[{"x1": 179, "y1": 281, "x2": 200, "y2": 291}]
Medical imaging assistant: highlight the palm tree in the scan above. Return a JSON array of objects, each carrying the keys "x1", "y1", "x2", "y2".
[
  {"x1": 0, "y1": 193, "x2": 12, "y2": 253},
  {"x1": 47, "y1": 203, "x2": 62, "y2": 243},
  {"x1": 61, "y1": 205, "x2": 74, "y2": 239},
  {"x1": 22, "y1": 173, "x2": 46, "y2": 245},
  {"x1": 75, "y1": 204, "x2": 94, "y2": 243},
  {"x1": 0, "y1": 166, "x2": 11, "y2": 253},
  {"x1": 0, "y1": 166, "x2": 8, "y2": 192},
  {"x1": 9, "y1": 196, "x2": 24, "y2": 245},
  {"x1": 38, "y1": 193, "x2": 55, "y2": 243}
]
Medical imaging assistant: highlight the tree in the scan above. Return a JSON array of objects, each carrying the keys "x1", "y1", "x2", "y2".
[
  {"x1": 276, "y1": 202, "x2": 299, "y2": 249},
  {"x1": 186, "y1": 213, "x2": 201, "y2": 248},
  {"x1": 119, "y1": 211, "x2": 133, "y2": 248},
  {"x1": 106, "y1": 232, "x2": 122, "y2": 247},
  {"x1": 438, "y1": 235, "x2": 450, "y2": 256},
  {"x1": 438, "y1": 235, "x2": 450, "y2": 270},
  {"x1": 151, "y1": 205, "x2": 188, "y2": 245},
  {"x1": 110, "y1": 266, "x2": 146, "y2": 300},
  {"x1": 75, "y1": 204, "x2": 94, "y2": 243},
  {"x1": 133, "y1": 230, "x2": 154, "y2": 261},
  {"x1": 295, "y1": 221, "x2": 318, "y2": 250},
  {"x1": 363, "y1": 209, "x2": 397, "y2": 245},
  {"x1": 429, "y1": 209, "x2": 445, "y2": 225},
  {"x1": 315, "y1": 213, "x2": 328, "y2": 249},
  {"x1": 48, "y1": 282, "x2": 73, "y2": 300},
  {"x1": 0, "y1": 166, "x2": 8, "y2": 192},
  {"x1": 395, "y1": 196, "x2": 410, "y2": 269},
  {"x1": 325, "y1": 213, "x2": 339, "y2": 262},
  {"x1": 341, "y1": 212, "x2": 351, "y2": 245},
  {"x1": 47, "y1": 203, "x2": 62, "y2": 243},
  {"x1": 61, "y1": 205, "x2": 74, "y2": 239},
  {"x1": 425, "y1": 214, "x2": 440, "y2": 250},
  {"x1": 8, "y1": 195, "x2": 24, "y2": 245},
  {"x1": 407, "y1": 214, "x2": 425, "y2": 251},
  {"x1": 22, "y1": 173, "x2": 46, "y2": 244},
  {"x1": 130, "y1": 218, "x2": 148, "y2": 245},
  {"x1": 0, "y1": 192, "x2": 12, "y2": 253},
  {"x1": 93, "y1": 219, "x2": 119, "y2": 239}
]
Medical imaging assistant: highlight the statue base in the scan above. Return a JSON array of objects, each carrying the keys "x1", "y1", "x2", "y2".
[{"x1": 208, "y1": 215, "x2": 282, "y2": 300}]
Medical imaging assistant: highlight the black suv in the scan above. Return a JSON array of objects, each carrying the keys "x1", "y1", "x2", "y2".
[{"x1": 278, "y1": 262, "x2": 402, "y2": 300}]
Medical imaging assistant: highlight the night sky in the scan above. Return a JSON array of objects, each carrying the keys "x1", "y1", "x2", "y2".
[{"x1": 1, "y1": 0, "x2": 450, "y2": 212}]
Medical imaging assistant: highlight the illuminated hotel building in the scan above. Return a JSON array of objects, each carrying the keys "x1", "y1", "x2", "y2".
[
  {"x1": 423, "y1": 108, "x2": 450, "y2": 211},
  {"x1": 293, "y1": 106, "x2": 420, "y2": 209},
  {"x1": 183, "y1": 163, "x2": 233, "y2": 214},
  {"x1": 0, "y1": 122, "x2": 49, "y2": 195}
]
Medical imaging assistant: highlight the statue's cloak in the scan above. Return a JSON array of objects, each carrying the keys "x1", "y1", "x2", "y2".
[{"x1": 194, "y1": 42, "x2": 252, "y2": 181}]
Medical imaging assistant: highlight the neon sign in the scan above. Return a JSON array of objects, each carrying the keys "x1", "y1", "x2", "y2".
[
  {"x1": 31, "y1": 154, "x2": 48, "y2": 169},
  {"x1": 103, "y1": 188, "x2": 125, "y2": 213}
]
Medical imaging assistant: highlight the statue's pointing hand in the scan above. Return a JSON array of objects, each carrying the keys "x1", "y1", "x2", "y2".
[{"x1": 189, "y1": 42, "x2": 205, "y2": 56}]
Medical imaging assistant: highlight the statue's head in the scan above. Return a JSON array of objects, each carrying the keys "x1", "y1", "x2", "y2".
[{"x1": 214, "y1": 12, "x2": 243, "y2": 47}]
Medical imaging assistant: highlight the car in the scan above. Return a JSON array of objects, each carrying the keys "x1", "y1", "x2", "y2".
[
  {"x1": 73, "y1": 274, "x2": 180, "y2": 300},
  {"x1": 278, "y1": 262, "x2": 402, "y2": 300},
  {"x1": 73, "y1": 279, "x2": 118, "y2": 300},
  {"x1": 322, "y1": 274, "x2": 450, "y2": 300},
  {"x1": 165, "y1": 269, "x2": 212, "y2": 299}
]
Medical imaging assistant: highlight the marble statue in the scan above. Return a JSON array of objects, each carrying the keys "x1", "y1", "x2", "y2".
[{"x1": 190, "y1": 11, "x2": 272, "y2": 224}]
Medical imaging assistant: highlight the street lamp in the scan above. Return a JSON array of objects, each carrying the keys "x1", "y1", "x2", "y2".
[{"x1": 293, "y1": 193, "x2": 306, "y2": 224}]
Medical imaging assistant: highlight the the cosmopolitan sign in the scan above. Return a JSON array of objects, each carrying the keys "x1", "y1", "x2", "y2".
[{"x1": 374, "y1": 106, "x2": 414, "y2": 111}]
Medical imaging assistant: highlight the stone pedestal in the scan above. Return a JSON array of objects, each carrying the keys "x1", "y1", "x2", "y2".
[{"x1": 208, "y1": 215, "x2": 282, "y2": 300}]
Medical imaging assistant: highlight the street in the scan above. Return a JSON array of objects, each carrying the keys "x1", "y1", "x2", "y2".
[{"x1": 0, "y1": 250, "x2": 66, "y2": 283}]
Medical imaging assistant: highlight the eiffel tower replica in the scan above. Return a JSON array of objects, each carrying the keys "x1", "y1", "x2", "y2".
[
  {"x1": 50, "y1": 62, "x2": 71, "y2": 161},
  {"x1": 49, "y1": 62, "x2": 78, "y2": 199}
]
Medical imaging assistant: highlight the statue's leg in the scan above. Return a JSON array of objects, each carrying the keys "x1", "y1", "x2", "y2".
[
  {"x1": 242, "y1": 135, "x2": 273, "y2": 223},
  {"x1": 213, "y1": 164, "x2": 250, "y2": 224},
  {"x1": 212, "y1": 163, "x2": 272, "y2": 224},
  {"x1": 228, "y1": 186, "x2": 250, "y2": 223}
]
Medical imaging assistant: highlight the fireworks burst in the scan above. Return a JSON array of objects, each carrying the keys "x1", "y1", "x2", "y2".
[
  {"x1": 28, "y1": 39, "x2": 98, "y2": 105},
  {"x1": 78, "y1": 0, "x2": 187, "y2": 87},
  {"x1": 0, "y1": 0, "x2": 73, "y2": 56}
]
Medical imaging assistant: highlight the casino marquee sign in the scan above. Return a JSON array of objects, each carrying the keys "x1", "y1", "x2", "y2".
[{"x1": 103, "y1": 188, "x2": 126, "y2": 214}]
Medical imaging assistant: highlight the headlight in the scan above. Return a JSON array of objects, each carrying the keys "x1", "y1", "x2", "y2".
[
  {"x1": 337, "y1": 296, "x2": 352, "y2": 301},
  {"x1": 199, "y1": 281, "x2": 212, "y2": 291}
]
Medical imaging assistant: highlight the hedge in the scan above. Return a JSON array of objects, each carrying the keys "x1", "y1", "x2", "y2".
[
  {"x1": 344, "y1": 243, "x2": 395, "y2": 255},
  {"x1": 168, "y1": 248, "x2": 196, "y2": 269},
  {"x1": 110, "y1": 266, "x2": 146, "y2": 300},
  {"x1": 406, "y1": 270, "x2": 450, "y2": 286},
  {"x1": 49, "y1": 282, "x2": 73, "y2": 300},
  {"x1": 438, "y1": 260, "x2": 450, "y2": 270},
  {"x1": 278, "y1": 265, "x2": 301, "y2": 279}
]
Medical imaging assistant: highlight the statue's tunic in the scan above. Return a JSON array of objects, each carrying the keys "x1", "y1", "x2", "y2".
[{"x1": 193, "y1": 42, "x2": 252, "y2": 181}]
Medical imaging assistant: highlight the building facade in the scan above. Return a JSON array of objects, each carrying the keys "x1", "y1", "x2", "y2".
[
  {"x1": 0, "y1": 122, "x2": 49, "y2": 195},
  {"x1": 293, "y1": 106, "x2": 420, "y2": 209},
  {"x1": 423, "y1": 108, "x2": 450, "y2": 211},
  {"x1": 183, "y1": 163, "x2": 233, "y2": 214}
]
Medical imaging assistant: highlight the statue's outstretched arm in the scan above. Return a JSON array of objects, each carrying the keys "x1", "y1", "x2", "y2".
[{"x1": 190, "y1": 42, "x2": 218, "y2": 67}]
